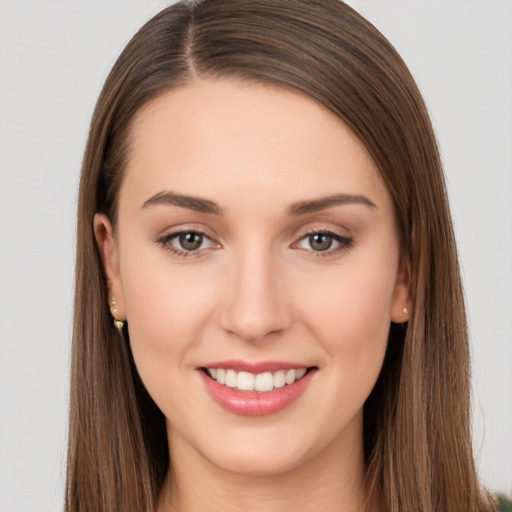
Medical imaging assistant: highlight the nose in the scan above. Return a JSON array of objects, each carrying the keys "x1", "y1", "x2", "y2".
[{"x1": 219, "y1": 246, "x2": 292, "y2": 342}]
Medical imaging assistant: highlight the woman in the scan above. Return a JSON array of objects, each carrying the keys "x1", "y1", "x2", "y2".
[{"x1": 66, "y1": 1, "x2": 495, "y2": 511}]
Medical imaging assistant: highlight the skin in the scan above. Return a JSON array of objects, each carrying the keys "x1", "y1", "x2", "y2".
[{"x1": 95, "y1": 79, "x2": 410, "y2": 512}]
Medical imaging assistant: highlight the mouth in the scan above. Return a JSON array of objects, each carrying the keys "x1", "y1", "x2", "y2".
[
  {"x1": 199, "y1": 362, "x2": 318, "y2": 416},
  {"x1": 201, "y1": 367, "x2": 314, "y2": 393}
]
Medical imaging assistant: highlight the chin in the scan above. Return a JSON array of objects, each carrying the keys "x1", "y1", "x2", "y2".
[
  {"x1": 207, "y1": 447, "x2": 309, "y2": 478},
  {"x1": 191, "y1": 423, "x2": 333, "y2": 479}
]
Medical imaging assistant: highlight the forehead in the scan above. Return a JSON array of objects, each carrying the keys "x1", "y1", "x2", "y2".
[{"x1": 120, "y1": 78, "x2": 391, "y2": 215}]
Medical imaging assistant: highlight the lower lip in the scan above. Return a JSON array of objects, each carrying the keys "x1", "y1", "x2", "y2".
[{"x1": 200, "y1": 369, "x2": 316, "y2": 417}]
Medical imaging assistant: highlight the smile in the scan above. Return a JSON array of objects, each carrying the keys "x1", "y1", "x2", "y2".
[
  {"x1": 200, "y1": 362, "x2": 317, "y2": 416},
  {"x1": 205, "y1": 367, "x2": 308, "y2": 392}
]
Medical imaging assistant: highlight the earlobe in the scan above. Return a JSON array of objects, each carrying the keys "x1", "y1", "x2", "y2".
[
  {"x1": 93, "y1": 214, "x2": 126, "y2": 321},
  {"x1": 390, "y1": 257, "x2": 412, "y2": 324}
]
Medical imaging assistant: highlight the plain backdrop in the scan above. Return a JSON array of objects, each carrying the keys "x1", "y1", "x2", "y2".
[{"x1": 0, "y1": 1, "x2": 511, "y2": 511}]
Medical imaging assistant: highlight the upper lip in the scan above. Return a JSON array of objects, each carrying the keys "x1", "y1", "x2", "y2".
[{"x1": 200, "y1": 360, "x2": 313, "y2": 373}]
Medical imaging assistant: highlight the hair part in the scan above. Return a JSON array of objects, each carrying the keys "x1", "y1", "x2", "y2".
[{"x1": 67, "y1": 1, "x2": 492, "y2": 511}]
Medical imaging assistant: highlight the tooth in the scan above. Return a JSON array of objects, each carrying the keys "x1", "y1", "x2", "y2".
[
  {"x1": 225, "y1": 369, "x2": 237, "y2": 387},
  {"x1": 273, "y1": 370, "x2": 286, "y2": 388},
  {"x1": 285, "y1": 369, "x2": 296, "y2": 385},
  {"x1": 255, "y1": 372, "x2": 274, "y2": 392},
  {"x1": 296, "y1": 368, "x2": 307, "y2": 379},
  {"x1": 216, "y1": 368, "x2": 225, "y2": 385},
  {"x1": 212, "y1": 367, "x2": 308, "y2": 390},
  {"x1": 237, "y1": 371, "x2": 255, "y2": 391}
]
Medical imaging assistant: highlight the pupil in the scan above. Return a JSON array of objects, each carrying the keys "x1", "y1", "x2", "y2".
[
  {"x1": 180, "y1": 232, "x2": 203, "y2": 251},
  {"x1": 310, "y1": 233, "x2": 332, "y2": 251}
]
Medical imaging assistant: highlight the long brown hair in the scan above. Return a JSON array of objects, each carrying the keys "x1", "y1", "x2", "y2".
[{"x1": 67, "y1": 1, "x2": 493, "y2": 511}]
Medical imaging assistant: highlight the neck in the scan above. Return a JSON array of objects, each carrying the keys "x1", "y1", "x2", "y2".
[{"x1": 158, "y1": 422, "x2": 368, "y2": 512}]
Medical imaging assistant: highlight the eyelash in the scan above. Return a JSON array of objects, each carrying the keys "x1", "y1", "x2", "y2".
[
  {"x1": 156, "y1": 228, "x2": 354, "y2": 259},
  {"x1": 156, "y1": 229, "x2": 216, "y2": 259},
  {"x1": 295, "y1": 229, "x2": 354, "y2": 257}
]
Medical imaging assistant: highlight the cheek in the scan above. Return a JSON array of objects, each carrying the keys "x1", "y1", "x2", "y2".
[
  {"x1": 119, "y1": 258, "x2": 223, "y2": 425},
  {"x1": 119, "y1": 244, "x2": 219, "y2": 380},
  {"x1": 298, "y1": 255, "x2": 396, "y2": 368}
]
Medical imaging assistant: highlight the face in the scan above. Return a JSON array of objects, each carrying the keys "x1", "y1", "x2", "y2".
[{"x1": 95, "y1": 79, "x2": 410, "y2": 478}]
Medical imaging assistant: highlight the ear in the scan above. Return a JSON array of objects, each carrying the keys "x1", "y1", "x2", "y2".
[
  {"x1": 390, "y1": 257, "x2": 412, "y2": 324},
  {"x1": 94, "y1": 213, "x2": 126, "y2": 321}
]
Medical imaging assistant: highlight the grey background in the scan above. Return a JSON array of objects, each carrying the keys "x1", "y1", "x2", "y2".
[{"x1": 0, "y1": 1, "x2": 510, "y2": 510}]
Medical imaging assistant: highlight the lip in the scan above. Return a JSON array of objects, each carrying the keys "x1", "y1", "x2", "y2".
[
  {"x1": 199, "y1": 363, "x2": 316, "y2": 417},
  {"x1": 202, "y1": 359, "x2": 310, "y2": 373}
]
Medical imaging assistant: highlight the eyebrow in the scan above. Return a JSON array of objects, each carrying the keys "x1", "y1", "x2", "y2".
[
  {"x1": 286, "y1": 193, "x2": 376, "y2": 215},
  {"x1": 141, "y1": 191, "x2": 224, "y2": 215},
  {"x1": 140, "y1": 191, "x2": 376, "y2": 216}
]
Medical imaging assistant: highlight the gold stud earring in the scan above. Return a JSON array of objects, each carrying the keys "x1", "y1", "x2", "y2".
[
  {"x1": 109, "y1": 297, "x2": 125, "y2": 333},
  {"x1": 113, "y1": 318, "x2": 124, "y2": 333}
]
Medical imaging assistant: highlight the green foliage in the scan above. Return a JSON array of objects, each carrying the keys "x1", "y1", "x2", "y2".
[{"x1": 496, "y1": 495, "x2": 512, "y2": 512}]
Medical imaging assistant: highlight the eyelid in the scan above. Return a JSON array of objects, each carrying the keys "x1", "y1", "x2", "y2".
[
  {"x1": 291, "y1": 226, "x2": 354, "y2": 256},
  {"x1": 155, "y1": 222, "x2": 220, "y2": 243},
  {"x1": 155, "y1": 223, "x2": 354, "y2": 258},
  {"x1": 293, "y1": 224, "x2": 352, "y2": 243},
  {"x1": 155, "y1": 224, "x2": 221, "y2": 258}
]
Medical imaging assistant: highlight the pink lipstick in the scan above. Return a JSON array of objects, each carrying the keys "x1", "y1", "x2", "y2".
[{"x1": 199, "y1": 360, "x2": 316, "y2": 416}]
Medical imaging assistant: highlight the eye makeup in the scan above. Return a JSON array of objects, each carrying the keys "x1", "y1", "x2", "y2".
[{"x1": 155, "y1": 225, "x2": 354, "y2": 260}]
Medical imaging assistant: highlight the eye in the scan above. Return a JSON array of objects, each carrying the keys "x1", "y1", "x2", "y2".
[
  {"x1": 157, "y1": 230, "x2": 217, "y2": 257},
  {"x1": 177, "y1": 232, "x2": 205, "y2": 251},
  {"x1": 295, "y1": 231, "x2": 353, "y2": 254}
]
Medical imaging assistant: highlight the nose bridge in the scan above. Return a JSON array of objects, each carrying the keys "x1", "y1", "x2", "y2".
[{"x1": 220, "y1": 242, "x2": 290, "y2": 341}]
